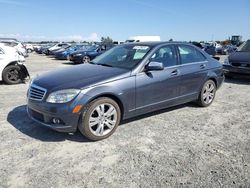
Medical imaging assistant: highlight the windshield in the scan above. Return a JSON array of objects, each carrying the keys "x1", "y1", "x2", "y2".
[
  {"x1": 238, "y1": 40, "x2": 250, "y2": 52},
  {"x1": 91, "y1": 45, "x2": 151, "y2": 69}
]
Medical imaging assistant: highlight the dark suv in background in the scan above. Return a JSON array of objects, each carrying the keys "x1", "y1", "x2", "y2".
[{"x1": 223, "y1": 40, "x2": 250, "y2": 77}]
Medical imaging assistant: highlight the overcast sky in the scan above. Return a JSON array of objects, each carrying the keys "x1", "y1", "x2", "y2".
[{"x1": 0, "y1": 0, "x2": 249, "y2": 42}]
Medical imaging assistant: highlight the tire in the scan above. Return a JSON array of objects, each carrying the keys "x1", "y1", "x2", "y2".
[
  {"x1": 197, "y1": 80, "x2": 216, "y2": 107},
  {"x1": 225, "y1": 73, "x2": 233, "y2": 79},
  {"x1": 78, "y1": 97, "x2": 121, "y2": 141},
  {"x1": 2, "y1": 65, "x2": 22, "y2": 84},
  {"x1": 82, "y1": 56, "x2": 90, "y2": 63}
]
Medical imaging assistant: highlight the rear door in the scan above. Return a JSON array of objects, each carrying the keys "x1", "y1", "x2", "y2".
[{"x1": 176, "y1": 45, "x2": 209, "y2": 97}]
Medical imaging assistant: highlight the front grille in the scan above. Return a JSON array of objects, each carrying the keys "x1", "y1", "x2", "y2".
[{"x1": 28, "y1": 84, "x2": 47, "y2": 101}]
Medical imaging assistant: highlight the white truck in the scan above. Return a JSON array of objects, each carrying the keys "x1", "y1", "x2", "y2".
[
  {"x1": 0, "y1": 43, "x2": 29, "y2": 84},
  {"x1": 125, "y1": 36, "x2": 161, "y2": 43}
]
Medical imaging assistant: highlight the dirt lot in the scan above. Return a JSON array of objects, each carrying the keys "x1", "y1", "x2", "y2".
[{"x1": 0, "y1": 54, "x2": 250, "y2": 188}]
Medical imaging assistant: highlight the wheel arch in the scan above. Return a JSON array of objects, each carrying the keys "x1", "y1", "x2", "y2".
[
  {"x1": 207, "y1": 77, "x2": 218, "y2": 88},
  {"x1": 87, "y1": 93, "x2": 125, "y2": 119}
]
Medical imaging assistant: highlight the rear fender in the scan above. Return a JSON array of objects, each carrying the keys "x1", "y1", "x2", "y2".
[
  {"x1": 18, "y1": 64, "x2": 30, "y2": 80},
  {"x1": 3, "y1": 61, "x2": 30, "y2": 80}
]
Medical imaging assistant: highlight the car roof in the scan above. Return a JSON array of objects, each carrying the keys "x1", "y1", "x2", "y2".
[{"x1": 121, "y1": 41, "x2": 193, "y2": 47}]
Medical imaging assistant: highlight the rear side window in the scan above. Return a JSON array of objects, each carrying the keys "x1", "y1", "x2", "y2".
[{"x1": 178, "y1": 45, "x2": 206, "y2": 64}]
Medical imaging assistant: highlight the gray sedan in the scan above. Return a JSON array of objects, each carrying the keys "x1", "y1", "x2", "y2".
[{"x1": 27, "y1": 42, "x2": 224, "y2": 141}]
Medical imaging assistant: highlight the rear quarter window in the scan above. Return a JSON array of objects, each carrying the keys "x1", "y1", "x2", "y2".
[{"x1": 178, "y1": 45, "x2": 206, "y2": 64}]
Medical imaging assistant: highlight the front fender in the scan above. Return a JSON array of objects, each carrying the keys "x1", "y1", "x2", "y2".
[{"x1": 78, "y1": 76, "x2": 136, "y2": 117}]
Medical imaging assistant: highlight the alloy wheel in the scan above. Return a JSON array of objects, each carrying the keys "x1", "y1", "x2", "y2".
[
  {"x1": 89, "y1": 103, "x2": 118, "y2": 136},
  {"x1": 202, "y1": 82, "x2": 215, "y2": 104},
  {"x1": 7, "y1": 68, "x2": 20, "y2": 82},
  {"x1": 82, "y1": 56, "x2": 90, "y2": 63}
]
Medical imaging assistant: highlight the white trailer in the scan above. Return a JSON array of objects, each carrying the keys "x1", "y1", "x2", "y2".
[{"x1": 126, "y1": 36, "x2": 161, "y2": 43}]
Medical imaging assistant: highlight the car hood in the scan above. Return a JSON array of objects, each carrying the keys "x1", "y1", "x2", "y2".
[
  {"x1": 33, "y1": 64, "x2": 131, "y2": 92},
  {"x1": 229, "y1": 51, "x2": 250, "y2": 62}
]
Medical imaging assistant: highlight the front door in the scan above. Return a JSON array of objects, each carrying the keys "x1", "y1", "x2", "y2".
[{"x1": 135, "y1": 45, "x2": 181, "y2": 112}]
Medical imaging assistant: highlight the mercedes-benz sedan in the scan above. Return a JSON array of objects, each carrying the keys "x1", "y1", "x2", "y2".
[{"x1": 27, "y1": 42, "x2": 224, "y2": 141}]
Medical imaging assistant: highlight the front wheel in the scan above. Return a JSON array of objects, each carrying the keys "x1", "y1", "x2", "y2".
[
  {"x1": 78, "y1": 97, "x2": 121, "y2": 141},
  {"x1": 197, "y1": 80, "x2": 216, "y2": 107},
  {"x1": 2, "y1": 65, "x2": 22, "y2": 84},
  {"x1": 82, "y1": 56, "x2": 90, "y2": 63}
]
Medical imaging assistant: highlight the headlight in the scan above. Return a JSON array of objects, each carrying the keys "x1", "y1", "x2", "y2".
[
  {"x1": 46, "y1": 89, "x2": 80, "y2": 103},
  {"x1": 223, "y1": 57, "x2": 230, "y2": 65}
]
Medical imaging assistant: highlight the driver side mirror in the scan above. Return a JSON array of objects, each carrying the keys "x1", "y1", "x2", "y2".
[{"x1": 145, "y1": 61, "x2": 164, "y2": 71}]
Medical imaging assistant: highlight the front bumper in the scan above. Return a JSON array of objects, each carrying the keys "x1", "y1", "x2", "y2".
[
  {"x1": 70, "y1": 55, "x2": 82, "y2": 63},
  {"x1": 223, "y1": 65, "x2": 250, "y2": 75},
  {"x1": 27, "y1": 99, "x2": 81, "y2": 133},
  {"x1": 27, "y1": 90, "x2": 93, "y2": 133}
]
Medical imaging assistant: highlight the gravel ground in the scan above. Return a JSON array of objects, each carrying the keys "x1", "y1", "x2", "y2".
[{"x1": 0, "y1": 54, "x2": 250, "y2": 188}]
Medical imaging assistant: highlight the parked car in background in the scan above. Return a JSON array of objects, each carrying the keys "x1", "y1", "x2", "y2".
[
  {"x1": 223, "y1": 40, "x2": 250, "y2": 78},
  {"x1": 0, "y1": 43, "x2": 29, "y2": 84},
  {"x1": 45, "y1": 43, "x2": 71, "y2": 55},
  {"x1": 35, "y1": 44, "x2": 55, "y2": 54},
  {"x1": 221, "y1": 45, "x2": 237, "y2": 55},
  {"x1": 69, "y1": 45, "x2": 111, "y2": 63},
  {"x1": 27, "y1": 42, "x2": 224, "y2": 141},
  {"x1": 24, "y1": 44, "x2": 34, "y2": 53},
  {"x1": 216, "y1": 45, "x2": 236, "y2": 55},
  {"x1": 54, "y1": 44, "x2": 91, "y2": 60},
  {"x1": 0, "y1": 40, "x2": 28, "y2": 57},
  {"x1": 203, "y1": 43, "x2": 216, "y2": 56},
  {"x1": 191, "y1": 41, "x2": 203, "y2": 49}
]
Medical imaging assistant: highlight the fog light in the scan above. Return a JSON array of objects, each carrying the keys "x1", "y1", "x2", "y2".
[{"x1": 52, "y1": 118, "x2": 61, "y2": 124}]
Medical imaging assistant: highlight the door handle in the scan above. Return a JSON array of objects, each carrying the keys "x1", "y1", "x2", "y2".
[
  {"x1": 171, "y1": 69, "x2": 179, "y2": 76},
  {"x1": 200, "y1": 64, "x2": 206, "y2": 69}
]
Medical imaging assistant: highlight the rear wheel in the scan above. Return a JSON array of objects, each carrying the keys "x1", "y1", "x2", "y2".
[
  {"x1": 2, "y1": 65, "x2": 22, "y2": 84},
  {"x1": 82, "y1": 56, "x2": 90, "y2": 63},
  {"x1": 197, "y1": 80, "x2": 216, "y2": 107},
  {"x1": 78, "y1": 97, "x2": 121, "y2": 141}
]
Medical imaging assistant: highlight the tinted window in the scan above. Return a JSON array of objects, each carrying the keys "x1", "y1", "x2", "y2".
[
  {"x1": 150, "y1": 45, "x2": 177, "y2": 67},
  {"x1": 178, "y1": 45, "x2": 206, "y2": 64}
]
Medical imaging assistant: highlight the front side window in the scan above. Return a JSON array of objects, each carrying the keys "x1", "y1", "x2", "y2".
[
  {"x1": 178, "y1": 45, "x2": 206, "y2": 64},
  {"x1": 150, "y1": 45, "x2": 177, "y2": 67},
  {"x1": 92, "y1": 45, "x2": 151, "y2": 69}
]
